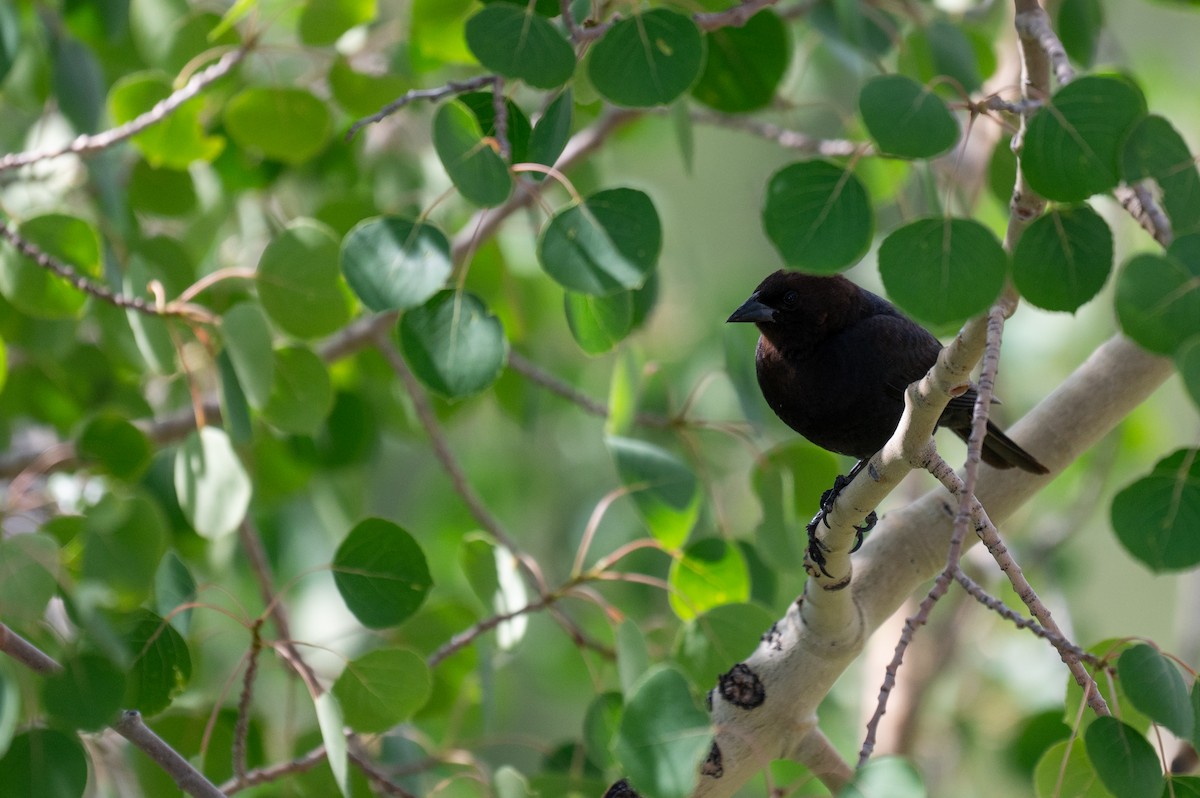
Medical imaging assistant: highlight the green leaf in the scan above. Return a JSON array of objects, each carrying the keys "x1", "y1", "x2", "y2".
[
  {"x1": 0, "y1": 729, "x2": 89, "y2": 798},
  {"x1": 328, "y1": 55, "x2": 410, "y2": 118},
  {"x1": 1177, "y1": 336, "x2": 1200, "y2": 410},
  {"x1": 537, "y1": 187, "x2": 662, "y2": 295},
  {"x1": 672, "y1": 602, "x2": 776, "y2": 689},
  {"x1": 900, "y1": 18, "x2": 990, "y2": 95},
  {"x1": 154, "y1": 551, "x2": 196, "y2": 635},
  {"x1": 465, "y1": 4, "x2": 575, "y2": 89},
  {"x1": 53, "y1": 36, "x2": 104, "y2": 133},
  {"x1": 0, "y1": 534, "x2": 59, "y2": 626},
  {"x1": 332, "y1": 518, "x2": 433, "y2": 629},
  {"x1": 78, "y1": 412, "x2": 153, "y2": 481},
  {"x1": 495, "y1": 766, "x2": 537, "y2": 798},
  {"x1": 583, "y1": 692, "x2": 623, "y2": 771},
  {"x1": 1033, "y1": 738, "x2": 1114, "y2": 798},
  {"x1": 1115, "y1": 234, "x2": 1200, "y2": 354},
  {"x1": 0, "y1": 3, "x2": 20, "y2": 86},
  {"x1": 221, "y1": 303, "x2": 275, "y2": 410},
  {"x1": 0, "y1": 213, "x2": 102, "y2": 319},
  {"x1": 1022, "y1": 75, "x2": 1148, "y2": 202},
  {"x1": 432, "y1": 100, "x2": 512, "y2": 206},
  {"x1": 1117, "y1": 644, "x2": 1194, "y2": 739},
  {"x1": 224, "y1": 87, "x2": 333, "y2": 165},
  {"x1": 879, "y1": 217, "x2": 1006, "y2": 325},
  {"x1": 0, "y1": 671, "x2": 18, "y2": 762},
  {"x1": 1011, "y1": 204, "x2": 1113, "y2": 312},
  {"x1": 810, "y1": 0, "x2": 896, "y2": 57},
  {"x1": 1058, "y1": 0, "x2": 1104, "y2": 67},
  {"x1": 42, "y1": 653, "x2": 126, "y2": 731},
  {"x1": 667, "y1": 538, "x2": 750, "y2": 621},
  {"x1": 116, "y1": 609, "x2": 192, "y2": 717},
  {"x1": 107, "y1": 71, "x2": 223, "y2": 168},
  {"x1": 1111, "y1": 449, "x2": 1200, "y2": 571},
  {"x1": 397, "y1": 290, "x2": 508, "y2": 399},
  {"x1": 459, "y1": 91, "x2": 532, "y2": 164},
  {"x1": 751, "y1": 440, "x2": 841, "y2": 567},
  {"x1": 128, "y1": 160, "x2": 197, "y2": 216},
  {"x1": 588, "y1": 9, "x2": 704, "y2": 107},
  {"x1": 617, "y1": 620, "x2": 652, "y2": 696},
  {"x1": 262, "y1": 345, "x2": 335, "y2": 435},
  {"x1": 691, "y1": 10, "x2": 790, "y2": 112},
  {"x1": 410, "y1": 0, "x2": 475, "y2": 71},
  {"x1": 564, "y1": 289, "x2": 634, "y2": 354},
  {"x1": 460, "y1": 534, "x2": 502, "y2": 606},
  {"x1": 1084, "y1": 717, "x2": 1163, "y2": 798},
  {"x1": 256, "y1": 219, "x2": 351, "y2": 339},
  {"x1": 1121, "y1": 115, "x2": 1200, "y2": 236},
  {"x1": 314, "y1": 692, "x2": 349, "y2": 797},
  {"x1": 481, "y1": 0, "x2": 561, "y2": 16},
  {"x1": 174, "y1": 426, "x2": 252, "y2": 540},
  {"x1": 762, "y1": 160, "x2": 874, "y2": 274},
  {"x1": 299, "y1": 0, "x2": 376, "y2": 46},
  {"x1": 123, "y1": 255, "x2": 177, "y2": 375},
  {"x1": 612, "y1": 667, "x2": 711, "y2": 798},
  {"x1": 859, "y1": 74, "x2": 959, "y2": 159},
  {"x1": 528, "y1": 89, "x2": 573, "y2": 168},
  {"x1": 82, "y1": 493, "x2": 168, "y2": 609},
  {"x1": 839, "y1": 756, "x2": 926, "y2": 798},
  {"x1": 332, "y1": 648, "x2": 432, "y2": 733},
  {"x1": 608, "y1": 436, "x2": 700, "y2": 549},
  {"x1": 341, "y1": 217, "x2": 452, "y2": 312}
]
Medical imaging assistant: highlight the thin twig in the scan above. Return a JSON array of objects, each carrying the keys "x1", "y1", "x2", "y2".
[
  {"x1": 689, "y1": 109, "x2": 861, "y2": 156},
  {"x1": 0, "y1": 217, "x2": 215, "y2": 321},
  {"x1": 1115, "y1": 183, "x2": 1174, "y2": 248},
  {"x1": 220, "y1": 746, "x2": 327, "y2": 794},
  {"x1": 347, "y1": 746, "x2": 419, "y2": 798},
  {"x1": 345, "y1": 75, "x2": 494, "y2": 140},
  {"x1": 0, "y1": 622, "x2": 62, "y2": 675},
  {"x1": 233, "y1": 621, "x2": 263, "y2": 782},
  {"x1": 954, "y1": 569, "x2": 1101, "y2": 667},
  {"x1": 428, "y1": 594, "x2": 554, "y2": 669},
  {"x1": 695, "y1": 0, "x2": 782, "y2": 31},
  {"x1": 0, "y1": 45, "x2": 250, "y2": 172},
  {"x1": 1013, "y1": 4, "x2": 1075, "y2": 88},
  {"x1": 114, "y1": 711, "x2": 228, "y2": 798},
  {"x1": 491, "y1": 75, "x2": 511, "y2": 161}
]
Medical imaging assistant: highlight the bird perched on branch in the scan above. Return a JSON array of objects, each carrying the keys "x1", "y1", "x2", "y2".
[{"x1": 727, "y1": 270, "x2": 1048, "y2": 573}]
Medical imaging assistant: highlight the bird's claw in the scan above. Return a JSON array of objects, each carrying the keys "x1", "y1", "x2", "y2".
[{"x1": 804, "y1": 476, "x2": 878, "y2": 578}]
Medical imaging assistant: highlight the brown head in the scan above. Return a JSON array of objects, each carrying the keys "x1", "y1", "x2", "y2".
[{"x1": 726, "y1": 270, "x2": 884, "y2": 354}]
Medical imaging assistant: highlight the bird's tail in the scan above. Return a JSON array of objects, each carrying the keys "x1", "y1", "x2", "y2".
[{"x1": 979, "y1": 421, "x2": 1050, "y2": 474}]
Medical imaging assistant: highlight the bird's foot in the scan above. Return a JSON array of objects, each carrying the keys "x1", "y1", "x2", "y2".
[{"x1": 804, "y1": 472, "x2": 878, "y2": 578}]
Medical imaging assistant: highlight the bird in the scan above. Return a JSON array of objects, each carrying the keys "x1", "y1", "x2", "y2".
[{"x1": 727, "y1": 270, "x2": 1048, "y2": 572}]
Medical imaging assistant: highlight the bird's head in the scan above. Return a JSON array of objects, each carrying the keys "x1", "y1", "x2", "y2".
[{"x1": 727, "y1": 270, "x2": 865, "y2": 345}]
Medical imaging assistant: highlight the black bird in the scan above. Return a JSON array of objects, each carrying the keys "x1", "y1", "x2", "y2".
[{"x1": 728, "y1": 270, "x2": 1048, "y2": 571}]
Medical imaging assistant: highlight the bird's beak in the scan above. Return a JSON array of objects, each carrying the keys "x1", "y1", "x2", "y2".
[{"x1": 727, "y1": 295, "x2": 775, "y2": 323}]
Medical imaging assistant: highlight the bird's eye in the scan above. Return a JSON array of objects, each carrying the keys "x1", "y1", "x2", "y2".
[{"x1": 782, "y1": 290, "x2": 799, "y2": 308}]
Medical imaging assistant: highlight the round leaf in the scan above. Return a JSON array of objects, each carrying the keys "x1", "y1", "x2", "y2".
[
  {"x1": 690, "y1": 10, "x2": 790, "y2": 113},
  {"x1": 332, "y1": 518, "x2": 433, "y2": 629},
  {"x1": 1033, "y1": 739, "x2": 1113, "y2": 798},
  {"x1": 42, "y1": 654, "x2": 126, "y2": 731},
  {"x1": 537, "y1": 187, "x2": 662, "y2": 295},
  {"x1": 1111, "y1": 449, "x2": 1200, "y2": 571},
  {"x1": 899, "y1": 18, "x2": 991, "y2": 95},
  {"x1": 221, "y1": 303, "x2": 275, "y2": 410},
  {"x1": 465, "y1": 4, "x2": 575, "y2": 89},
  {"x1": 0, "y1": 534, "x2": 58, "y2": 626},
  {"x1": 1059, "y1": 0, "x2": 1104, "y2": 67},
  {"x1": 762, "y1": 160, "x2": 874, "y2": 274},
  {"x1": 1122, "y1": 114, "x2": 1200, "y2": 237},
  {"x1": 262, "y1": 345, "x2": 334, "y2": 435},
  {"x1": 672, "y1": 602, "x2": 776, "y2": 689},
  {"x1": 1084, "y1": 717, "x2": 1163, "y2": 798},
  {"x1": 81, "y1": 493, "x2": 168, "y2": 609},
  {"x1": 174, "y1": 426, "x2": 252, "y2": 540},
  {"x1": 116, "y1": 609, "x2": 192, "y2": 717},
  {"x1": 667, "y1": 538, "x2": 750, "y2": 621},
  {"x1": 1022, "y1": 75, "x2": 1147, "y2": 202},
  {"x1": 588, "y1": 9, "x2": 704, "y2": 107},
  {"x1": 107, "y1": 71, "x2": 223, "y2": 168},
  {"x1": 432, "y1": 100, "x2": 512, "y2": 207},
  {"x1": 256, "y1": 219, "x2": 351, "y2": 339},
  {"x1": 78, "y1": 412, "x2": 153, "y2": 481},
  {"x1": 607, "y1": 436, "x2": 700, "y2": 549},
  {"x1": 299, "y1": 0, "x2": 376, "y2": 46},
  {"x1": 332, "y1": 648, "x2": 432, "y2": 732},
  {"x1": 612, "y1": 667, "x2": 711, "y2": 798},
  {"x1": 0, "y1": 729, "x2": 89, "y2": 798},
  {"x1": 341, "y1": 217, "x2": 452, "y2": 312},
  {"x1": 878, "y1": 217, "x2": 1007, "y2": 325},
  {"x1": 397, "y1": 290, "x2": 508, "y2": 399},
  {"x1": 564, "y1": 290, "x2": 634, "y2": 355},
  {"x1": 859, "y1": 74, "x2": 959, "y2": 159},
  {"x1": 459, "y1": 91, "x2": 532, "y2": 164},
  {"x1": 529, "y1": 89, "x2": 573, "y2": 168},
  {"x1": 1177, "y1": 336, "x2": 1200, "y2": 410},
  {"x1": 0, "y1": 214, "x2": 101, "y2": 319},
  {"x1": 224, "y1": 86, "x2": 333, "y2": 165},
  {"x1": 1011, "y1": 204, "x2": 1113, "y2": 312},
  {"x1": 1117, "y1": 644, "x2": 1194, "y2": 739},
  {"x1": 1115, "y1": 235, "x2": 1200, "y2": 354}
]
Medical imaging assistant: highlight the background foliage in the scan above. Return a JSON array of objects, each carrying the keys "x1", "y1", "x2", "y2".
[{"x1": 0, "y1": 0, "x2": 1198, "y2": 796}]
